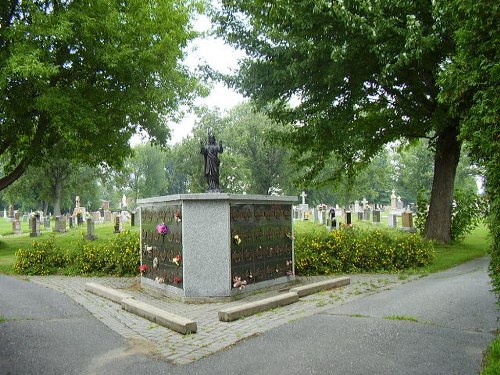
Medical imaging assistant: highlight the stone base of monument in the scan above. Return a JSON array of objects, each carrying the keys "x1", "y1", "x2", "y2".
[{"x1": 137, "y1": 193, "x2": 297, "y2": 302}]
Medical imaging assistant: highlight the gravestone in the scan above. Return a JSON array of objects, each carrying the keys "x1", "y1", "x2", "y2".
[
  {"x1": 92, "y1": 211, "x2": 101, "y2": 223},
  {"x1": 86, "y1": 218, "x2": 97, "y2": 240},
  {"x1": 345, "y1": 211, "x2": 352, "y2": 225},
  {"x1": 7, "y1": 205, "x2": 13, "y2": 220},
  {"x1": 30, "y1": 216, "x2": 41, "y2": 237},
  {"x1": 103, "y1": 210, "x2": 112, "y2": 222},
  {"x1": 113, "y1": 215, "x2": 122, "y2": 233},
  {"x1": 68, "y1": 215, "x2": 73, "y2": 229},
  {"x1": 372, "y1": 209, "x2": 381, "y2": 225},
  {"x1": 357, "y1": 211, "x2": 363, "y2": 221},
  {"x1": 361, "y1": 198, "x2": 368, "y2": 209},
  {"x1": 130, "y1": 212, "x2": 135, "y2": 226},
  {"x1": 77, "y1": 212, "x2": 83, "y2": 226},
  {"x1": 14, "y1": 211, "x2": 20, "y2": 221},
  {"x1": 44, "y1": 217, "x2": 50, "y2": 229},
  {"x1": 391, "y1": 190, "x2": 398, "y2": 211},
  {"x1": 12, "y1": 220, "x2": 21, "y2": 235},
  {"x1": 363, "y1": 207, "x2": 371, "y2": 221},
  {"x1": 54, "y1": 216, "x2": 67, "y2": 233},
  {"x1": 397, "y1": 196, "x2": 404, "y2": 210},
  {"x1": 402, "y1": 211, "x2": 414, "y2": 232},
  {"x1": 3, "y1": 208, "x2": 6, "y2": 218},
  {"x1": 388, "y1": 213, "x2": 397, "y2": 228},
  {"x1": 354, "y1": 200, "x2": 360, "y2": 212}
]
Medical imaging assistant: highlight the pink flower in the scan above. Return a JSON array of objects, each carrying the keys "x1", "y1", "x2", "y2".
[
  {"x1": 156, "y1": 223, "x2": 169, "y2": 235},
  {"x1": 173, "y1": 277, "x2": 182, "y2": 284},
  {"x1": 139, "y1": 264, "x2": 148, "y2": 273}
]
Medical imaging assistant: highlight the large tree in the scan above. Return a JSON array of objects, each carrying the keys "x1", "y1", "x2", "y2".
[
  {"x1": 215, "y1": 0, "x2": 464, "y2": 243},
  {"x1": 437, "y1": 0, "x2": 499, "y2": 292},
  {"x1": 0, "y1": 0, "x2": 202, "y2": 190}
]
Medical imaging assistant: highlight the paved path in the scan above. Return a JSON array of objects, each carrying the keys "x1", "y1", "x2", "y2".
[{"x1": 0, "y1": 257, "x2": 497, "y2": 374}]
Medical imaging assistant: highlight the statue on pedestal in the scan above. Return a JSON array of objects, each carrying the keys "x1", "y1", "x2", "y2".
[{"x1": 200, "y1": 130, "x2": 223, "y2": 193}]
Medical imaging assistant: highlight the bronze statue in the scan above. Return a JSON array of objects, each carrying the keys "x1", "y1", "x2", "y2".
[{"x1": 201, "y1": 130, "x2": 223, "y2": 192}]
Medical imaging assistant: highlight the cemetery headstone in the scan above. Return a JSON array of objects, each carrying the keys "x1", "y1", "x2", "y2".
[
  {"x1": 3, "y1": 208, "x2": 6, "y2": 218},
  {"x1": 30, "y1": 216, "x2": 41, "y2": 237},
  {"x1": 131, "y1": 212, "x2": 135, "y2": 226},
  {"x1": 68, "y1": 215, "x2": 73, "y2": 229},
  {"x1": 391, "y1": 190, "x2": 398, "y2": 211},
  {"x1": 357, "y1": 211, "x2": 363, "y2": 221},
  {"x1": 103, "y1": 210, "x2": 112, "y2": 222},
  {"x1": 54, "y1": 216, "x2": 67, "y2": 233},
  {"x1": 113, "y1": 215, "x2": 122, "y2": 233},
  {"x1": 388, "y1": 213, "x2": 397, "y2": 228},
  {"x1": 397, "y1": 196, "x2": 404, "y2": 210},
  {"x1": 361, "y1": 198, "x2": 368, "y2": 209},
  {"x1": 14, "y1": 211, "x2": 20, "y2": 221},
  {"x1": 372, "y1": 209, "x2": 381, "y2": 225},
  {"x1": 8, "y1": 205, "x2": 13, "y2": 220},
  {"x1": 363, "y1": 207, "x2": 371, "y2": 221},
  {"x1": 77, "y1": 212, "x2": 83, "y2": 226},
  {"x1": 345, "y1": 211, "x2": 352, "y2": 225},
  {"x1": 402, "y1": 211, "x2": 414, "y2": 232},
  {"x1": 354, "y1": 200, "x2": 360, "y2": 212},
  {"x1": 86, "y1": 218, "x2": 97, "y2": 240},
  {"x1": 12, "y1": 220, "x2": 21, "y2": 235},
  {"x1": 44, "y1": 217, "x2": 50, "y2": 229}
]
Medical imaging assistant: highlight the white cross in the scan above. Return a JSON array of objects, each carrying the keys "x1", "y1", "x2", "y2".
[{"x1": 300, "y1": 191, "x2": 307, "y2": 205}]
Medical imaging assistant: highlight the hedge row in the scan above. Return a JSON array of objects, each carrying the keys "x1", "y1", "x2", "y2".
[
  {"x1": 13, "y1": 231, "x2": 140, "y2": 276},
  {"x1": 294, "y1": 226, "x2": 434, "y2": 275}
]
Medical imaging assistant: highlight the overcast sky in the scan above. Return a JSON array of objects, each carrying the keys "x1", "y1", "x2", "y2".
[{"x1": 168, "y1": 12, "x2": 245, "y2": 144}]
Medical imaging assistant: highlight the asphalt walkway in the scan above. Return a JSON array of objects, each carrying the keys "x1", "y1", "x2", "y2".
[{"x1": 26, "y1": 273, "x2": 417, "y2": 365}]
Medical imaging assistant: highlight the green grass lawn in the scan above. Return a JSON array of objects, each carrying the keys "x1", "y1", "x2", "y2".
[{"x1": 0, "y1": 218, "x2": 138, "y2": 274}]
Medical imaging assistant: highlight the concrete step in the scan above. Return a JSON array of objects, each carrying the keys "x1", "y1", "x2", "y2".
[
  {"x1": 218, "y1": 292, "x2": 299, "y2": 322},
  {"x1": 85, "y1": 282, "x2": 133, "y2": 303},
  {"x1": 121, "y1": 298, "x2": 197, "y2": 335},
  {"x1": 289, "y1": 276, "x2": 350, "y2": 297}
]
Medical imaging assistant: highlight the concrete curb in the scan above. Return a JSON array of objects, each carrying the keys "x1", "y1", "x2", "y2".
[
  {"x1": 218, "y1": 292, "x2": 299, "y2": 322},
  {"x1": 85, "y1": 282, "x2": 133, "y2": 303},
  {"x1": 289, "y1": 276, "x2": 351, "y2": 297},
  {"x1": 122, "y1": 298, "x2": 197, "y2": 335}
]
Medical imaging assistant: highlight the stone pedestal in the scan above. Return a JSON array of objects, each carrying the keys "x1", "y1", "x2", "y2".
[{"x1": 137, "y1": 193, "x2": 297, "y2": 302}]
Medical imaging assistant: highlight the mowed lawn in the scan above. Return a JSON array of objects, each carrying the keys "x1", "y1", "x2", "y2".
[{"x1": 0, "y1": 217, "x2": 138, "y2": 274}]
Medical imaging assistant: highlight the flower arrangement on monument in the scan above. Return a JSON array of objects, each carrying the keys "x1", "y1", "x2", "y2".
[
  {"x1": 233, "y1": 276, "x2": 247, "y2": 289},
  {"x1": 173, "y1": 277, "x2": 182, "y2": 284},
  {"x1": 139, "y1": 264, "x2": 148, "y2": 273},
  {"x1": 172, "y1": 254, "x2": 182, "y2": 266},
  {"x1": 156, "y1": 223, "x2": 170, "y2": 235},
  {"x1": 232, "y1": 234, "x2": 242, "y2": 245},
  {"x1": 174, "y1": 210, "x2": 182, "y2": 224}
]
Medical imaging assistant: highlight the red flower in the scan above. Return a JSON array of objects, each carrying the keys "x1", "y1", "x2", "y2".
[
  {"x1": 139, "y1": 264, "x2": 148, "y2": 273},
  {"x1": 173, "y1": 277, "x2": 182, "y2": 284}
]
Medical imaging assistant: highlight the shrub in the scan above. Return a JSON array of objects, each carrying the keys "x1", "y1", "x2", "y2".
[
  {"x1": 451, "y1": 188, "x2": 486, "y2": 243},
  {"x1": 14, "y1": 231, "x2": 140, "y2": 276},
  {"x1": 295, "y1": 226, "x2": 434, "y2": 276},
  {"x1": 13, "y1": 235, "x2": 66, "y2": 275}
]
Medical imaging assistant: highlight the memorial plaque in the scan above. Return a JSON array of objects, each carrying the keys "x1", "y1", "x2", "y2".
[
  {"x1": 141, "y1": 205, "x2": 183, "y2": 288},
  {"x1": 230, "y1": 204, "x2": 293, "y2": 288}
]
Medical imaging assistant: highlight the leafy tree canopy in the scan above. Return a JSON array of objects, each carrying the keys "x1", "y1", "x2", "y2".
[
  {"x1": 0, "y1": 0, "x2": 204, "y2": 190},
  {"x1": 214, "y1": 0, "x2": 470, "y2": 243}
]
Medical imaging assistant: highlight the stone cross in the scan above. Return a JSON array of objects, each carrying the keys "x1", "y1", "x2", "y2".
[
  {"x1": 300, "y1": 191, "x2": 307, "y2": 205},
  {"x1": 361, "y1": 198, "x2": 368, "y2": 209}
]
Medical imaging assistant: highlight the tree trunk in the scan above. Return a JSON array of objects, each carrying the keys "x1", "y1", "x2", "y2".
[
  {"x1": 424, "y1": 124, "x2": 461, "y2": 244},
  {"x1": 53, "y1": 177, "x2": 63, "y2": 216}
]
